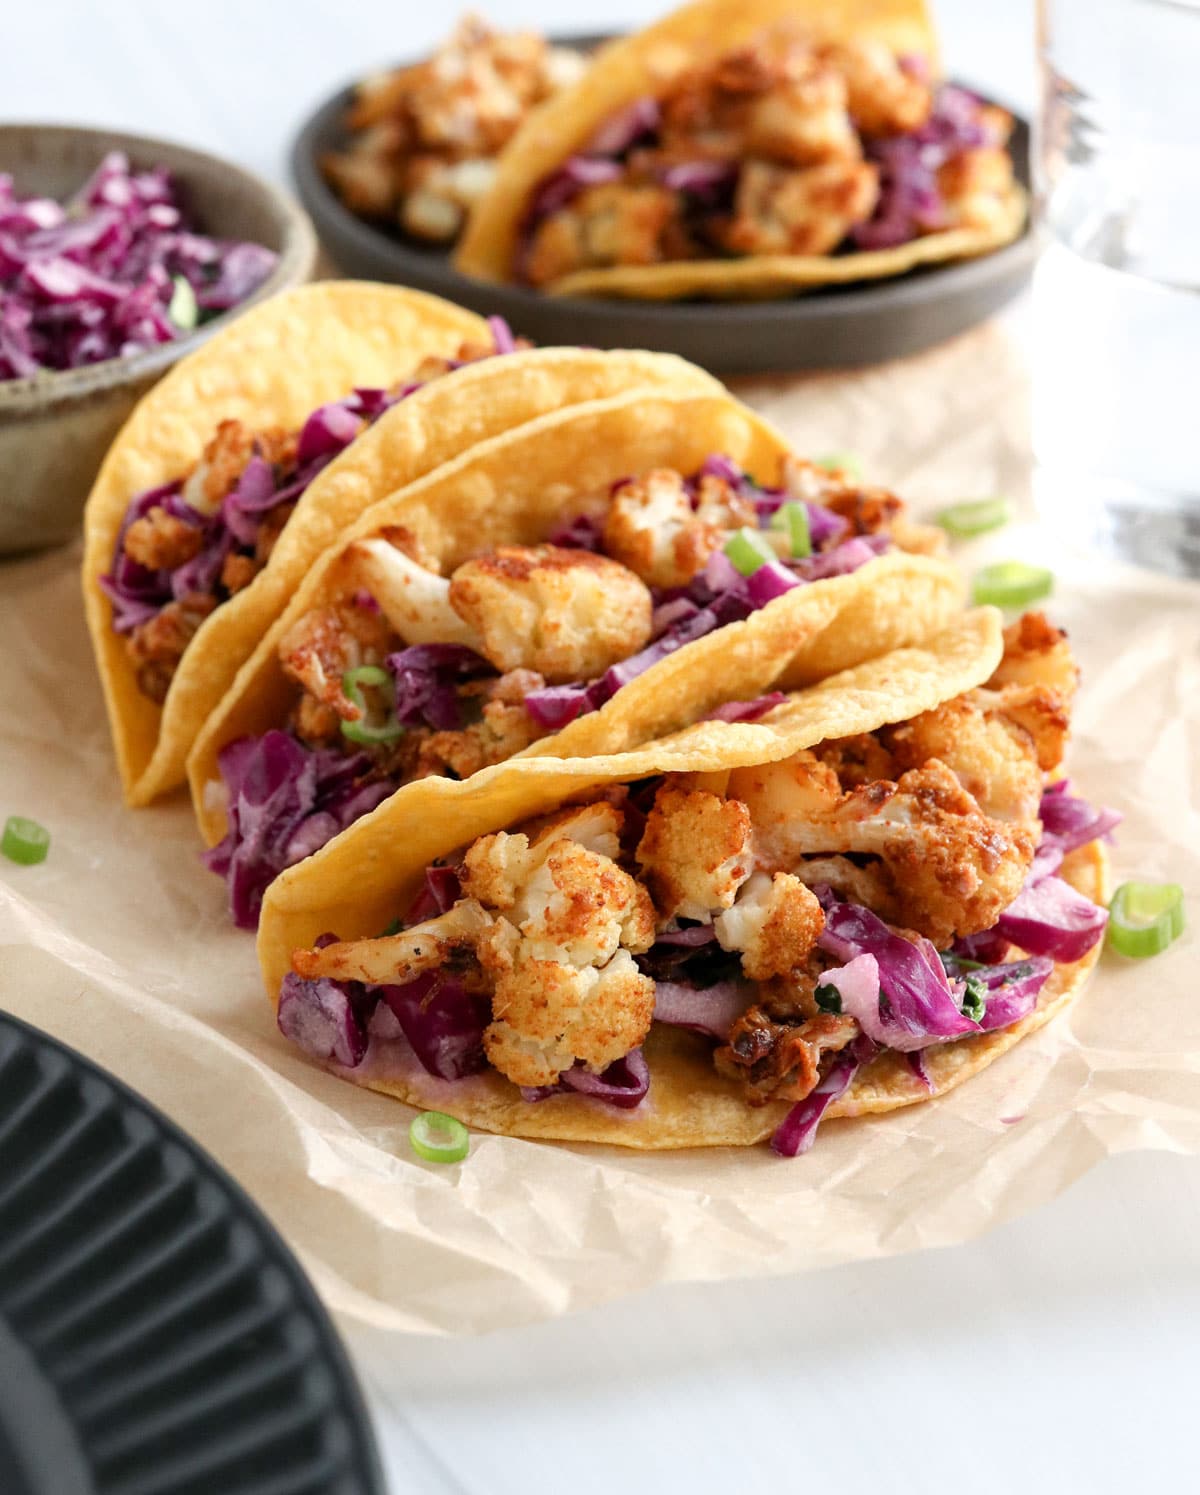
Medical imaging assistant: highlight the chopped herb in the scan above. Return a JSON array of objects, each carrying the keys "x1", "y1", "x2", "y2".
[{"x1": 814, "y1": 983, "x2": 842, "y2": 1014}]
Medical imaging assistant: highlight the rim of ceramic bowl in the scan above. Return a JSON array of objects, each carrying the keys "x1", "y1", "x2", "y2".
[{"x1": 0, "y1": 122, "x2": 317, "y2": 412}]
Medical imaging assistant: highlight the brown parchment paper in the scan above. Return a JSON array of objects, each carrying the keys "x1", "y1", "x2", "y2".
[{"x1": 1, "y1": 321, "x2": 1197, "y2": 1338}]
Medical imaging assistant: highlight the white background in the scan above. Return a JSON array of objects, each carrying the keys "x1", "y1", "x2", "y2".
[{"x1": 5, "y1": 5, "x2": 1197, "y2": 1493}]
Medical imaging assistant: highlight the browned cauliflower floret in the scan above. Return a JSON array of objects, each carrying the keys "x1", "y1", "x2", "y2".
[
  {"x1": 524, "y1": 183, "x2": 679, "y2": 287},
  {"x1": 462, "y1": 804, "x2": 657, "y2": 1086},
  {"x1": 602, "y1": 469, "x2": 756, "y2": 589},
  {"x1": 729, "y1": 751, "x2": 1035, "y2": 947},
  {"x1": 713, "y1": 871, "x2": 824, "y2": 981},
  {"x1": 636, "y1": 784, "x2": 755, "y2": 922},
  {"x1": 482, "y1": 946, "x2": 655, "y2": 1087},
  {"x1": 277, "y1": 600, "x2": 394, "y2": 721},
  {"x1": 989, "y1": 612, "x2": 1078, "y2": 700},
  {"x1": 936, "y1": 147, "x2": 1015, "y2": 233},
  {"x1": 448, "y1": 544, "x2": 652, "y2": 683},
  {"x1": 822, "y1": 39, "x2": 932, "y2": 137},
  {"x1": 463, "y1": 821, "x2": 654, "y2": 966},
  {"x1": 721, "y1": 158, "x2": 879, "y2": 258}
]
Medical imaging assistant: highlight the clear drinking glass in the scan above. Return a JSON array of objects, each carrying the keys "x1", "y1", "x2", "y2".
[{"x1": 1033, "y1": 0, "x2": 1200, "y2": 576}]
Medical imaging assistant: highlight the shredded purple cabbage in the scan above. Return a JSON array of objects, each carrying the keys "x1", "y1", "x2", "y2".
[
  {"x1": 0, "y1": 153, "x2": 276, "y2": 380},
  {"x1": 994, "y1": 875, "x2": 1108, "y2": 963},
  {"x1": 277, "y1": 971, "x2": 370, "y2": 1068},
  {"x1": 817, "y1": 903, "x2": 980, "y2": 1051},
  {"x1": 386, "y1": 644, "x2": 493, "y2": 731},
  {"x1": 379, "y1": 974, "x2": 490, "y2": 1081},
  {"x1": 1039, "y1": 782, "x2": 1122, "y2": 856},
  {"x1": 404, "y1": 864, "x2": 464, "y2": 925},
  {"x1": 703, "y1": 693, "x2": 787, "y2": 723},
  {"x1": 652, "y1": 979, "x2": 750, "y2": 1041},
  {"x1": 520, "y1": 1049, "x2": 650, "y2": 1109},
  {"x1": 854, "y1": 84, "x2": 997, "y2": 250},
  {"x1": 201, "y1": 730, "x2": 392, "y2": 930},
  {"x1": 771, "y1": 1036, "x2": 876, "y2": 1157}
]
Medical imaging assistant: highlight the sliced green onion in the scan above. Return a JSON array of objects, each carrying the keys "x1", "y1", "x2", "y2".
[
  {"x1": 380, "y1": 917, "x2": 403, "y2": 937},
  {"x1": 815, "y1": 451, "x2": 862, "y2": 479},
  {"x1": 814, "y1": 983, "x2": 842, "y2": 1014},
  {"x1": 168, "y1": 274, "x2": 199, "y2": 331},
  {"x1": 960, "y1": 976, "x2": 987, "y2": 1022},
  {"x1": 723, "y1": 527, "x2": 776, "y2": 576},
  {"x1": 1108, "y1": 881, "x2": 1185, "y2": 958},
  {"x1": 341, "y1": 664, "x2": 404, "y2": 745},
  {"x1": 2, "y1": 816, "x2": 50, "y2": 866},
  {"x1": 770, "y1": 500, "x2": 812, "y2": 558},
  {"x1": 936, "y1": 496, "x2": 1011, "y2": 538},
  {"x1": 409, "y1": 1110, "x2": 470, "y2": 1164},
  {"x1": 972, "y1": 561, "x2": 1054, "y2": 610}
]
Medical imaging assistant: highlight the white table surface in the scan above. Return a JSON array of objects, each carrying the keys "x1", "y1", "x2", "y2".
[{"x1": 7, "y1": 4, "x2": 1197, "y2": 1492}]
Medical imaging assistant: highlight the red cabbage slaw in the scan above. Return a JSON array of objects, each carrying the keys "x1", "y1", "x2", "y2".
[
  {"x1": 275, "y1": 785, "x2": 1116, "y2": 1149},
  {"x1": 517, "y1": 83, "x2": 1003, "y2": 278},
  {"x1": 0, "y1": 152, "x2": 277, "y2": 381},
  {"x1": 100, "y1": 320, "x2": 519, "y2": 637}
]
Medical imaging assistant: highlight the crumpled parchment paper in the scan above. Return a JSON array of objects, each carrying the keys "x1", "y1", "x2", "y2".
[{"x1": 2, "y1": 321, "x2": 1197, "y2": 1337}]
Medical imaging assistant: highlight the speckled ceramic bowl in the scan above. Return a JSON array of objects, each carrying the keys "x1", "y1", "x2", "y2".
[{"x1": 0, "y1": 125, "x2": 317, "y2": 553}]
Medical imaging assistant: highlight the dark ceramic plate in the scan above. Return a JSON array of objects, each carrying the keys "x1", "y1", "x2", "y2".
[
  {"x1": 291, "y1": 43, "x2": 1034, "y2": 375},
  {"x1": 0, "y1": 1011, "x2": 385, "y2": 1495}
]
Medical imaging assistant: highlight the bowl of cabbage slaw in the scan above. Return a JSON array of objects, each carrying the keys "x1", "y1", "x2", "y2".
[{"x1": 0, "y1": 124, "x2": 316, "y2": 553}]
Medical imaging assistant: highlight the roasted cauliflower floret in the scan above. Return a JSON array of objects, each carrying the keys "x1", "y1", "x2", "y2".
[
  {"x1": 722, "y1": 158, "x2": 879, "y2": 258},
  {"x1": 345, "y1": 536, "x2": 482, "y2": 649},
  {"x1": 989, "y1": 612, "x2": 1078, "y2": 700},
  {"x1": 881, "y1": 696, "x2": 1044, "y2": 825},
  {"x1": 482, "y1": 946, "x2": 655, "y2": 1088},
  {"x1": 463, "y1": 821, "x2": 654, "y2": 965},
  {"x1": 714, "y1": 871, "x2": 825, "y2": 981},
  {"x1": 463, "y1": 805, "x2": 657, "y2": 1087},
  {"x1": 292, "y1": 900, "x2": 492, "y2": 985},
  {"x1": 636, "y1": 785, "x2": 755, "y2": 922},
  {"x1": 277, "y1": 598, "x2": 395, "y2": 721},
  {"x1": 727, "y1": 751, "x2": 1036, "y2": 946},
  {"x1": 448, "y1": 544, "x2": 652, "y2": 683},
  {"x1": 523, "y1": 183, "x2": 678, "y2": 286},
  {"x1": 602, "y1": 469, "x2": 756, "y2": 589},
  {"x1": 937, "y1": 146, "x2": 1015, "y2": 233},
  {"x1": 123, "y1": 506, "x2": 203, "y2": 571},
  {"x1": 822, "y1": 40, "x2": 932, "y2": 137}
]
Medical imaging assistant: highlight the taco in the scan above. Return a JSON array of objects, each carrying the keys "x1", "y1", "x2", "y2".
[
  {"x1": 188, "y1": 385, "x2": 962, "y2": 929},
  {"x1": 259, "y1": 608, "x2": 1113, "y2": 1154},
  {"x1": 82, "y1": 280, "x2": 715, "y2": 805},
  {"x1": 454, "y1": 0, "x2": 1024, "y2": 300}
]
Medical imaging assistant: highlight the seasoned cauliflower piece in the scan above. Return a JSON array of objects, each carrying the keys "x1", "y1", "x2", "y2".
[
  {"x1": 483, "y1": 947, "x2": 655, "y2": 1087},
  {"x1": 636, "y1": 785, "x2": 755, "y2": 922},
  {"x1": 524, "y1": 183, "x2": 678, "y2": 287},
  {"x1": 401, "y1": 157, "x2": 496, "y2": 240},
  {"x1": 448, "y1": 545, "x2": 652, "y2": 682},
  {"x1": 822, "y1": 40, "x2": 932, "y2": 137},
  {"x1": 602, "y1": 469, "x2": 756, "y2": 588},
  {"x1": 660, "y1": 36, "x2": 859, "y2": 166},
  {"x1": 730, "y1": 751, "x2": 1036, "y2": 946},
  {"x1": 463, "y1": 821, "x2": 653, "y2": 966},
  {"x1": 277, "y1": 599, "x2": 395, "y2": 721},
  {"x1": 181, "y1": 419, "x2": 255, "y2": 516},
  {"x1": 989, "y1": 612, "x2": 1078, "y2": 701},
  {"x1": 345, "y1": 536, "x2": 483, "y2": 650},
  {"x1": 937, "y1": 147, "x2": 1015, "y2": 233},
  {"x1": 881, "y1": 696, "x2": 1044, "y2": 825},
  {"x1": 526, "y1": 801, "x2": 624, "y2": 861},
  {"x1": 714, "y1": 871, "x2": 825, "y2": 981},
  {"x1": 722, "y1": 158, "x2": 879, "y2": 258},
  {"x1": 292, "y1": 900, "x2": 492, "y2": 985},
  {"x1": 123, "y1": 507, "x2": 203, "y2": 571}
]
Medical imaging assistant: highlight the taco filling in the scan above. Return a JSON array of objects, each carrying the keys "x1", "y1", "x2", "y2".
[
  {"x1": 276, "y1": 613, "x2": 1114, "y2": 1154},
  {"x1": 204, "y1": 452, "x2": 938, "y2": 927},
  {"x1": 516, "y1": 27, "x2": 1013, "y2": 287},
  {"x1": 99, "y1": 317, "x2": 527, "y2": 705},
  {"x1": 322, "y1": 15, "x2": 587, "y2": 244}
]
